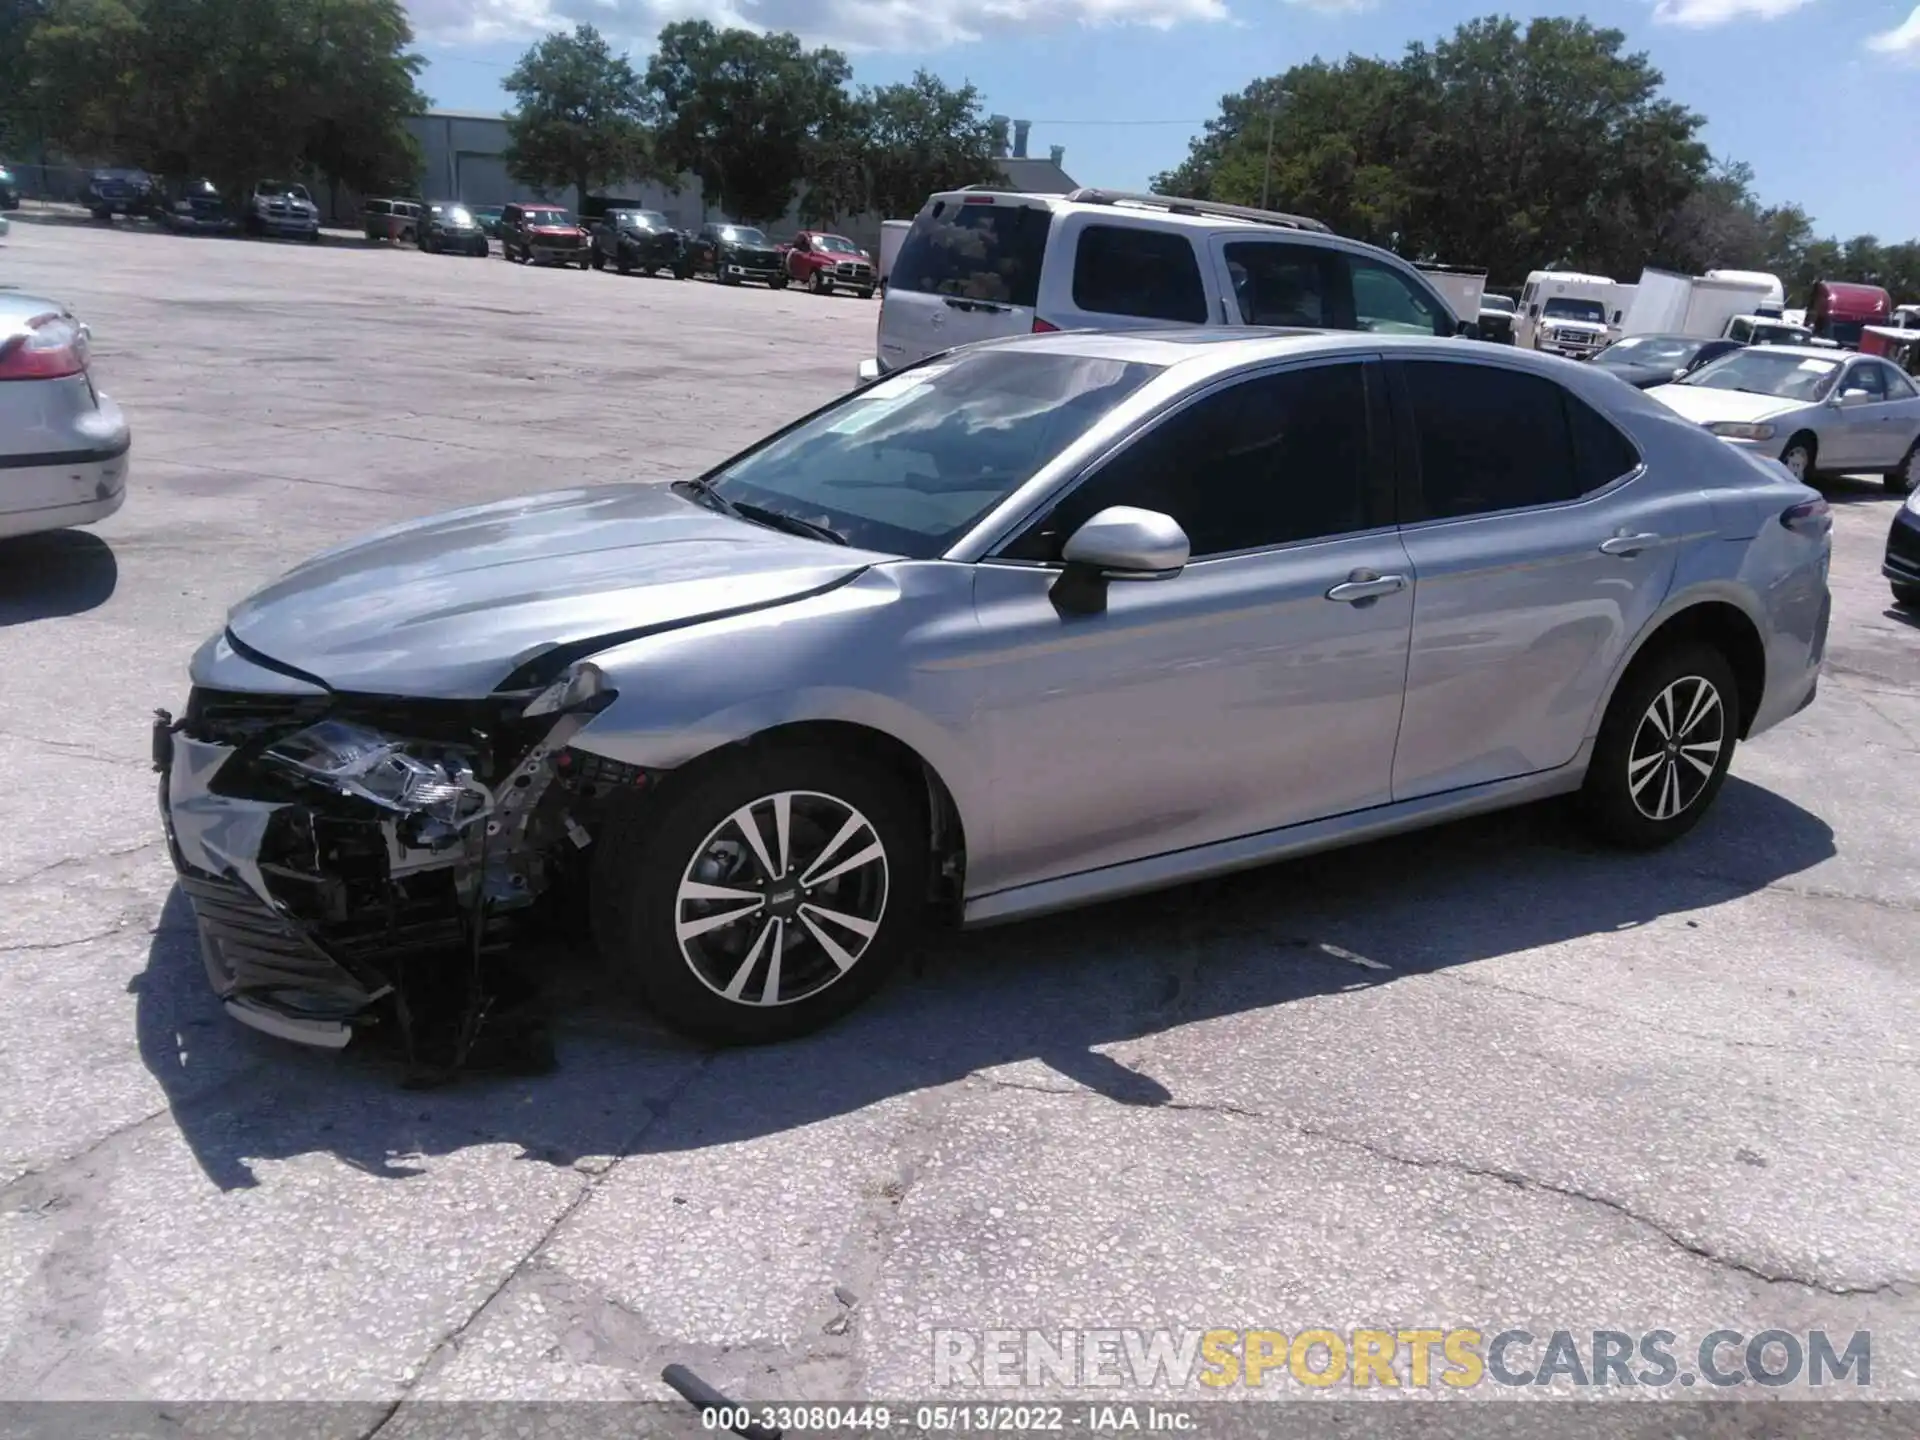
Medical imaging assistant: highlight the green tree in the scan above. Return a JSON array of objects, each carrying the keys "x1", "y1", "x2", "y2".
[
  {"x1": 813, "y1": 70, "x2": 999, "y2": 223},
  {"x1": 24, "y1": 0, "x2": 423, "y2": 203},
  {"x1": 502, "y1": 24, "x2": 654, "y2": 207},
  {"x1": 646, "y1": 19, "x2": 851, "y2": 225}
]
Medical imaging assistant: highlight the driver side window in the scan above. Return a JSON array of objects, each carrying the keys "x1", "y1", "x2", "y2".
[
  {"x1": 997, "y1": 363, "x2": 1378, "y2": 563},
  {"x1": 1349, "y1": 258, "x2": 1449, "y2": 337},
  {"x1": 1843, "y1": 365, "x2": 1888, "y2": 400}
]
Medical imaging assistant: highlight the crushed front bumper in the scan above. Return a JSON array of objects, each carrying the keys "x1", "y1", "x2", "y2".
[{"x1": 152, "y1": 678, "x2": 625, "y2": 1052}]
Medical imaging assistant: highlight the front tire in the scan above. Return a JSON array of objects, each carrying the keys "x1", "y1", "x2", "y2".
[
  {"x1": 1579, "y1": 643, "x2": 1739, "y2": 850},
  {"x1": 1884, "y1": 440, "x2": 1919, "y2": 495},
  {"x1": 1894, "y1": 583, "x2": 1920, "y2": 610},
  {"x1": 1780, "y1": 435, "x2": 1816, "y2": 482},
  {"x1": 592, "y1": 747, "x2": 926, "y2": 1045}
]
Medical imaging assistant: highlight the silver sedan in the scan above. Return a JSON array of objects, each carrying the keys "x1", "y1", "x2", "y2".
[
  {"x1": 156, "y1": 330, "x2": 1831, "y2": 1050},
  {"x1": 0, "y1": 292, "x2": 131, "y2": 539},
  {"x1": 1646, "y1": 345, "x2": 1920, "y2": 493}
]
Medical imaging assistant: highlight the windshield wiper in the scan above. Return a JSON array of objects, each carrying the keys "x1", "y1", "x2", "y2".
[
  {"x1": 672, "y1": 476, "x2": 744, "y2": 520},
  {"x1": 732, "y1": 501, "x2": 849, "y2": 546}
]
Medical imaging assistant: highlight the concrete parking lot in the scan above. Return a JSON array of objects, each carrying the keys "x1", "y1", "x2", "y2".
[{"x1": 2, "y1": 218, "x2": 1918, "y2": 1429}]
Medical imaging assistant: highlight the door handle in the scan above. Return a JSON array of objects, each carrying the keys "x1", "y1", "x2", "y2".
[
  {"x1": 1326, "y1": 571, "x2": 1408, "y2": 603},
  {"x1": 1598, "y1": 532, "x2": 1663, "y2": 556}
]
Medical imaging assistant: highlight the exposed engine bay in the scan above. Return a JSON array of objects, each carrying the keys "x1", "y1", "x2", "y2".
[{"x1": 154, "y1": 660, "x2": 640, "y2": 1079}]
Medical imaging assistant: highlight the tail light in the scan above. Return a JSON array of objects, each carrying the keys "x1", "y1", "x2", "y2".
[
  {"x1": 0, "y1": 312, "x2": 88, "y2": 380},
  {"x1": 1032, "y1": 318, "x2": 1060, "y2": 333},
  {"x1": 1780, "y1": 498, "x2": 1831, "y2": 538}
]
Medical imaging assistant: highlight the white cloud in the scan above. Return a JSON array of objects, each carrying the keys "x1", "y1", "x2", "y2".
[
  {"x1": 1649, "y1": 0, "x2": 1819, "y2": 25},
  {"x1": 407, "y1": 0, "x2": 1229, "y2": 52},
  {"x1": 1867, "y1": 3, "x2": 1920, "y2": 61}
]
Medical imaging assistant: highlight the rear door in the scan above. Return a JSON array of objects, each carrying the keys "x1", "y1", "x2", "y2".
[
  {"x1": 877, "y1": 194, "x2": 1052, "y2": 368},
  {"x1": 1388, "y1": 357, "x2": 1681, "y2": 800}
]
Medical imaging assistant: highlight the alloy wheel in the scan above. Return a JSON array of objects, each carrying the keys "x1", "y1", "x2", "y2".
[
  {"x1": 1626, "y1": 675, "x2": 1726, "y2": 822},
  {"x1": 674, "y1": 790, "x2": 890, "y2": 1007}
]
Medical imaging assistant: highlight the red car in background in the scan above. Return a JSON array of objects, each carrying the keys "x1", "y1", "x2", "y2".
[
  {"x1": 501, "y1": 202, "x2": 590, "y2": 268},
  {"x1": 782, "y1": 230, "x2": 878, "y2": 298}
]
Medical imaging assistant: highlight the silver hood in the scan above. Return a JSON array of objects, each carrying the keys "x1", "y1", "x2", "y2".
[{"x1": 222, "y1": 484, "x2": 880, "y2": 698}]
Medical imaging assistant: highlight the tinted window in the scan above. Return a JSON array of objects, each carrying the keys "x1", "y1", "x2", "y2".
[
  {"x1": 1221, "y1": 242, "x2": 1337, "y2": 328},
  {"x1": 1351, "y1": 258, "x2": 1448, "y2": 336},
  {"x1": 704, "y1": 351, "x2": 1159, "y2": 560},
  {"x1": 1070, "y1": 225, "x2": 1207, "y2": 324},
  {"x1": 1000, "y1": 363, "x2": 1374, "y2": 562},
  {"x1": 891, "y1": 200, "x2": 1050, "y2": 308},
  {"x1": 1887, "y1": 366, "x2": 1918, "y2": 399},
  {"x1": 1403, "y1": 362, "x2": 1591, "y2": 520},
  {"x1": 1566, "y1": 393, "x2": 1642, "y2": 492}
]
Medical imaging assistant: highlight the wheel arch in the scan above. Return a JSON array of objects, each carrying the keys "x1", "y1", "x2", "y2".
[
  {"x1": 1600, "y1": 596, "x2": 1768, "y2": 742},
  {"x1": 625, "y1": 718, "x2": 969, "y2": 918}
]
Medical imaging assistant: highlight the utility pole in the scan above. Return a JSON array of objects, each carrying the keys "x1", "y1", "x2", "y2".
[{"x1": 1260, "y1": 89, "x2": 1286, "y2": 211}]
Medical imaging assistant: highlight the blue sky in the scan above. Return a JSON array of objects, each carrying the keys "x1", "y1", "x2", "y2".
[{"x1": 411, "y1": 0, "x2": 1920, "y2": 243}]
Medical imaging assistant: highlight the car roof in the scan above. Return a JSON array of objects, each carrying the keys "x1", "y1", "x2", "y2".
[
  {"x1": 1729, "y1": 345, "x2": 1850, "y2": 362},
  {"x1": 963, "y1": 327, "x2": 1612, "y2": 378}
]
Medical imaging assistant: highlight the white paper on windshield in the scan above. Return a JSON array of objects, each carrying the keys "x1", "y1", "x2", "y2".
[
  {"x1": 864, "y1": 365, "x2": 950, "y2": 400},
  {"x1": 827, "y1": 390, "x2": 922, "y2": 435},
  {"x1": 1799, "y1": 359, "x2": 1835, "y2": 372}
]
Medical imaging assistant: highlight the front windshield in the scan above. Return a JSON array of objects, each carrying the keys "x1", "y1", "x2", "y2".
[
  {"x1": 700, "y1": 351, "x2": 1161, "y2": 558},
  {"x1": 1543, "y1": 297, "x2": 1605, "y2": 323},
  {"x1": 817, "y1": 234, "x2": 860, "y2": 254},
  {"x1": 1682, "y1": 350, "x2": 1840, "y2": 400},
  {"x1": 443, "y1": 205, "x2": 473, "y2": 225},
  {"x1": 619, "y1": 211, "x2": 668, "y2": 229},
  {"x1": 527, "y1": 209, "x2": 571, "y2": 226},
  {"x1": 1752, "y1": 325, "x2": 1809, "y2": 346},
  {"x1": 1598, "y1": 337, "x2": 1698, "y2": 366},
  {"x1": 720, "y1": 226, "x2": 767, "y2": 245},
  {"x1": 1482, "y1": 295, "x2": 1515, "y2": 313}
]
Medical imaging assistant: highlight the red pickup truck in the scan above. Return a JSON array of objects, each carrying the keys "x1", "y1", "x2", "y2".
[{"x1": 782, "y1": 231, "x2": 878, "y2": 298}]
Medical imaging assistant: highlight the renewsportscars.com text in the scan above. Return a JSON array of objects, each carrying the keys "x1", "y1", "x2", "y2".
[{"x1": 931, "y1": 1327, "x2": 1871, "y2": 1391}]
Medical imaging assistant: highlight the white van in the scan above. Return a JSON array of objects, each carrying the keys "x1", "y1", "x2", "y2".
[
  {"x1": 862, "y1": 188, "x2": 1467, "y2": 381},
  {"x1": 1514, "y1": 271, "x2": 1616, "y2": 358}
]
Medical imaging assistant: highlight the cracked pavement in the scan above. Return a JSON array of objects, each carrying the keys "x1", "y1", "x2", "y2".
[{"x1": 2, "y1": 220, "x2": 1918, "y2": 1418}]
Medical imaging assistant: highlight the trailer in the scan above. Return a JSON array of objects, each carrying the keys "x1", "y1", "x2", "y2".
[
  {"x1": 1619, "y1": 269, "x2": 1776, "y2": 340},
  {"x1": 876, "y1": 219, "x2": 910, "y2": 293},
  {"x1": 1416, "y1": 265, "x2": 1488, "y2": 329}
]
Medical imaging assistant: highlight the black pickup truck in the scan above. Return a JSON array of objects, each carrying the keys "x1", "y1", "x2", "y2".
[{"x1": 589, "y1": 208, "x2": 691, "y2": 277}]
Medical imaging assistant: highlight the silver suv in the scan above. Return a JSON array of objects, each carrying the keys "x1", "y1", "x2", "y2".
[{"x1": 860, "y1": 187, "x2": 1469, "y2": 381}]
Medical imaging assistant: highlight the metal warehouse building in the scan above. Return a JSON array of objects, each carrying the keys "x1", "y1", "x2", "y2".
[{"x1": 403, "y1": 110, "x2": 1077, "y2": 242}]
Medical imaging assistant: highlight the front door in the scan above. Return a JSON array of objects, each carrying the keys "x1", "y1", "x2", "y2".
[
  {"x1": 1388, "y1": 357, "x2": 1683, "y2": 800},
  {"x1": 964, "y1": 358, "x2": 1416, "y2": 899}
]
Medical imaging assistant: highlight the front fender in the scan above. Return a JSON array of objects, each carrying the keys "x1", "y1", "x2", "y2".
[{"x1": 564, "y1": 563, "x2": 990, "y2": 837}]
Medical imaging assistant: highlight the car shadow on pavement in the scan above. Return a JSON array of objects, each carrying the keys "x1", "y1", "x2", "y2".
[
  {"x1": 134, "y1": 776, "x2": 1835, "y2": 1192},
  {"x1": 0, "y1": 530, "x2": 118, "y2": 625}
]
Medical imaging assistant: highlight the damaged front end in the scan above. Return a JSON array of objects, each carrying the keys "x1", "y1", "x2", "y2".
[{"x1": 154, "y1": 660, "x2": 641, "y2": 1070}]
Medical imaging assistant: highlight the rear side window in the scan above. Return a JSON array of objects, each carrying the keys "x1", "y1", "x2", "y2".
[
  {"x1": 1402, "y1": 362, "x2": 1601, "y2": 520},
  {"x1": 1221, "y1": 242, "x2": 1341, "y2": 328},
  {"x1": 1565, "y1": 392, "x2": 1642, "y2": 491},
  {"x1": 891, "y1": 200, "x2": 1050, "y2": 308},
  {"x1": 1071, "y1": 225, "x2": 1207, "y2": 324}
]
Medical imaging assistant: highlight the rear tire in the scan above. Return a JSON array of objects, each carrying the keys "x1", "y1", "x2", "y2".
[
  {"x1": 770, "y1": 275, "x2": 788, "y2": 290},
  {"x1": 590, "y1": 247, "x2": 603, "y2": 270},
  {"x1": 591, "y1": 747, "x2": 926, "y2": 1045},
  {"x1": 1579, "y1": 642, "x2": 1739, "y2": 850},
  {"x1": 857, "y1": 288, "x2": 874, "y2": 301},
  {"x1": 1894, "y1": 583, "x2": 1920, "y2": 610}
]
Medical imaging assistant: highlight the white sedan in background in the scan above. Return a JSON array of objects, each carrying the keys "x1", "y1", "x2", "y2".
[
  {"x1": 0, "y1": 292, "x2": 131, "y2": 539},
  {"x1": 1647, "y1": 346, "x2": 1920, "y2": 494}
]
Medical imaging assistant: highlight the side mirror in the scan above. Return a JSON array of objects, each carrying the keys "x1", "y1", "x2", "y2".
[
  {"x1": 1051, "y1": 507, "x2": 1189, "y2": 616},
  {"x1": 1455, "y1": 318, "x2": 1477, "y2": 338},
  {"x1": 1672, "y1": 367, "x2": 1688, "y2": 382}
]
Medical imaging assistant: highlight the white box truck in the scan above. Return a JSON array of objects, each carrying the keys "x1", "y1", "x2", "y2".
[
  {"x1": 1621, "y1": 269, "x2": 1777, "y2": 340},
  {"x1": 1516, "y1": 270, "x2": 1616, "y2": 357},
  {"x1": 1705, "y1": 269, "x2": 1786, "y2": 318}
]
